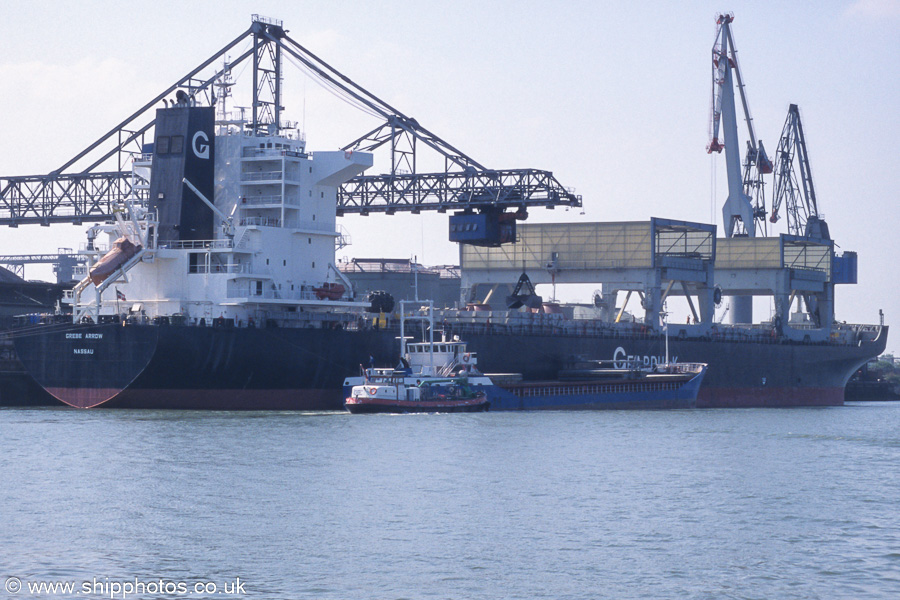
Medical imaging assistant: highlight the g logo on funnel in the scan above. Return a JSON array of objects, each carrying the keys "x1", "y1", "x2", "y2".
[{"x1": 192, "y1": 131, "x2": 210, "y2": 159}]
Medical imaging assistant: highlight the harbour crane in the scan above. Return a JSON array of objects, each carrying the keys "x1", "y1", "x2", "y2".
[
  {"x1": 770, "y1": 104, "x2": 829, "y2": 240},
  {"x1": 0, "y1": 14, "x2": 579, "y2": 246},
  {"x1": 706, "y1": 13, "x2": 775, "y2": 325},
  {"x1": 707, "y1": 13, "x2": 772, "y2": 239}
]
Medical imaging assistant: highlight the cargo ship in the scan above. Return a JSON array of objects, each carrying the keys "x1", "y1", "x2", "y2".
[
  {"x1": 12, "y1": 317, "x2": 882, "y2": 410},
  {"x1": 7, "y1": 15, "x2": 888, "y2": 409},
  {"x1": 8, "y1": 99, "x2": 888, "y2": 409}
]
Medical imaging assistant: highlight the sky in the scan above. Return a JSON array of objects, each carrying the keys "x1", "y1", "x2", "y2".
[{"x1": 1, "y1": 0, "x2": 898, "y2": 351}]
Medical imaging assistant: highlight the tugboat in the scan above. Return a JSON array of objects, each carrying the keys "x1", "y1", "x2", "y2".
[
  {"x1": 345, "y1": 376, "x2": 490, "y2": 414},
  {"x1": 344, "y1": 300, "x2": 491, "y2": 413}
]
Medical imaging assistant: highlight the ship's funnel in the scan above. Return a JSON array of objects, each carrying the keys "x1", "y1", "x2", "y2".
[{"x1": 148, "y1": 106, "x2": 216, "y2": 242}]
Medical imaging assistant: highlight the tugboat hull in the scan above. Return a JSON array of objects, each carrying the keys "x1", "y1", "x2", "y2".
[{"x1": 344, "y1": 395, "x2": 490, "y2": 414}]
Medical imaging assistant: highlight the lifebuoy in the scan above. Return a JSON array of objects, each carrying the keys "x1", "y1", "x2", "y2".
[
  {"x1": 368, "y1": 387, "x2": 377, "y2": 395},
  {"x1": 463, "y1": 353, "x2": 471, "y2": 363}
]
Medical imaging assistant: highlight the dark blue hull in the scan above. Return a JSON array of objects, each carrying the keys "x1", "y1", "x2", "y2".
[
  {"x1": 10, "y1": 320, "x2": 886, "y2": 409},
  {"x1": 487, "y1": 369, "x2": 706, "y2": 411}
]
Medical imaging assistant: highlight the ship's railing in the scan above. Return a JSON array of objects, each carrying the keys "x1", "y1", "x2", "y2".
[
  {"x1": 152, "y1": 236, "x2": 252, "y2": 252},
  {"x1": 785, "y1": 322, "x2": 819, "y2": 330},
  {"x1": 239, "y1": 217, "x2": 281, "y2": 227},
  {"x1": 241, "y1": 171, "x2": 283, "y2": 181},
  {"x1": 665, "y1": 362, "x2": 708, "y2": 374},
  {"x1": 79, "y1": 242, "x2": 108, "y2": 253},
  {"x1": 242, "y1": 147, "x2": 307, "y2": 159},
  {"x1": 425, "y1": 309, "x2": 880, "y2": 347},
  {"x1": 338, "y1": 259, "x2": 460, "y2": 279},
  {"x1": 240, "y1": 194, "x2": 280, "y2": 205},
  {"x1": 225, "y1": 285, "x2": 339, "y2": 302},
  {"x1": 239, "y1": 194, "x2": 301, "y2": 206},
  {"x1": 251, "y1": 14, "x2": 282, "y2": 26},
  {"x1": 12, "y1": 307, "x2": 366, "y2": 332},
  {"x1": 834, "y1": 322, "x2": 883, "y2": 342},
  {"x1": 562, "y1": 359, "x2": 704, "y2": 373},
  {"x1": 164, "y1": 239, "x2": 234, "y2": 250}
]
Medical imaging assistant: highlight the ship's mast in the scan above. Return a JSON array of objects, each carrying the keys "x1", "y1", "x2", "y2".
[{"x1": 250, "y1": 15, "x2": 285, "y2": 135}]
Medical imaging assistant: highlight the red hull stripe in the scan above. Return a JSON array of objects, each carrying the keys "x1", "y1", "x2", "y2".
[
  {"x1": 46, "y1": 387, "x2": 124, "y2": 409},
  {"x1": 697, "y1": 387, "x2": 843, "y2": 408}
]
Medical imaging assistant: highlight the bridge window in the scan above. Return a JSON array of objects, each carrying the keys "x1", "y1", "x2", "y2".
[{"x1": 157, "y1": 136, "x2": 170, "y2": 155}]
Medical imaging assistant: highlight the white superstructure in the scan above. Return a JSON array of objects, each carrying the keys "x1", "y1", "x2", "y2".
[{"x1": 68, "y1": 119, "x2": 373, "y2": 326}]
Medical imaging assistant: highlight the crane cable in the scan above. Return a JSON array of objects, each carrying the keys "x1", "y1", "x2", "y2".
[{"x1": 281, "y1": 51, "x2": 383, "y2": 120}]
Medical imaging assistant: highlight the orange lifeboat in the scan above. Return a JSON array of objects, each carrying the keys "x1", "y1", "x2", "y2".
[
  {"x1": 313, "y1": 282, "x2": 345, "y2": 300},
  {"x1": 89, "y1": 237, "x2": 142, "y2": 286}
]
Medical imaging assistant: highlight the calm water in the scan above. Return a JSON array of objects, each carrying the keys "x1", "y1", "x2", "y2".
[{"x1": 1, "y1": 403, "x2": 899, "y2": 600}]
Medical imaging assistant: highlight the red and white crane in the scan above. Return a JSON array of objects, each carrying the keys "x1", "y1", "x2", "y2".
[{"x1": 707, "y1": 13, "x2": 772, "y2": 239}]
